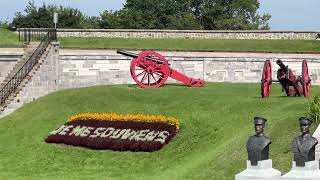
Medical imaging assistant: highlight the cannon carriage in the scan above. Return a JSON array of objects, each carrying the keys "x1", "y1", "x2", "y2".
[
  {"x1": 261, "y1": 59, "x2": 311, "y2": 98},
  {"x1": 117, "y1": 50, "x2": 205, "y2": 88}
]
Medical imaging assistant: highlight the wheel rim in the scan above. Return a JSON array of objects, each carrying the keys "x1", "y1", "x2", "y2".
[
  {"x1": 302, "y1": 60, "x2": 311, "y2": 97},
  {"x1": 130, "y1": 51, "x2": 170, "y2": 88},
  {"x1": 261, "y1": 60, "x2": 272, "y2": 98}
]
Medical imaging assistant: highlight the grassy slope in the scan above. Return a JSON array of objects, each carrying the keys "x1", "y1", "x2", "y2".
[
  {"x1": 0, "y1": 83, "x2": 318, "y2": 180},
  {"x1": 0, "y1": 28, "x2": 21, "y2": 46},
  {"x1": 60, "y1": 37, "x2": 320, "y2": 53},
  {"x1": 0, "y1": 28, "x2": 319, "y2": 53}
]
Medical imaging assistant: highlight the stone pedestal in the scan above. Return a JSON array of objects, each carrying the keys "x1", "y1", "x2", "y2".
[
  {"x1": 235, "y1": 159, "x2": 281, "y2": 180},
  {"x1": 313, "y1": 124, "x2": 320, "y2": 162},
  {"x1": 282, "y1": 160, "x2": 320, "y2": 180}
]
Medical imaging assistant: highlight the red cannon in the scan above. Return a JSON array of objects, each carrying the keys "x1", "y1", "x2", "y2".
[
  {"x1": 117, "y1": 50, "x2": 205, "y2": 88},
  {"x1": 261, "y1": 59, "x2": 311, "y2": 98}
]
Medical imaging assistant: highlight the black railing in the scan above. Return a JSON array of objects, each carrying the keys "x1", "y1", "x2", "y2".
[
  {"x1": 18, "y1": 28, "x2": 57, "y2": 42},
  {"x1": 0, "y1": 29, "x2": 56, "y2": 105}
]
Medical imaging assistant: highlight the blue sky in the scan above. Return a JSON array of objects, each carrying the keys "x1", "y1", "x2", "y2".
[{"x1": 0, "y1": 0, "x2": 319, "y2": 31}]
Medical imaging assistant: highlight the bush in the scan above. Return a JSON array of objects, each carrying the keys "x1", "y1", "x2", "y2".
[{"x1": 309, "y1": 94, "x2": 320, "y2": 122}]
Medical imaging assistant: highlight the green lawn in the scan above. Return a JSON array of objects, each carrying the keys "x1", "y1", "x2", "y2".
[
  {"x1": 60, "y1": 37, "x2": 320, "y2": 53},
  {"x1": 0, "y1": 28, "x2": 22, "y2": 47},
  {"x1": 0, "y1": 83, "x2": 318, "y2": 180}
]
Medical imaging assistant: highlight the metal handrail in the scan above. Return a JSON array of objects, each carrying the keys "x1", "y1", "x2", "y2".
[
  {"x1": 0, "y1": 29, "x2": 56, "y2": 105},
  {"x1": 18, "y1": 28, "x2": 54, "y2": 42}
]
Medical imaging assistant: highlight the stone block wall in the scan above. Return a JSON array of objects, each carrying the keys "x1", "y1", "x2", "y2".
[
  {"x1": 0, "y1": 49, "x2": 23, "y2": 83},
  {"x1": 17, "y1": 28, "x2": 320, "y2": 40},
  {"x1": 58, "y1": 54, "x2": 133, "y2": 89},
  {"x1": 0, "y1": 59, "x2": 19, "y2": 82},
  {"x1": 55, "y1": 29, "x2": 320, "y2": 40},
  {"x1": 58, "y1": 50, "x2": 320, "y2": 87}
]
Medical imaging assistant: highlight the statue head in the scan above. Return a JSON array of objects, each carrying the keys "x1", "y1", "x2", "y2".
[
  {"x1": 299, "y1": 117, "x2": 312, "y2": 135},
  {"x1": 254, "y1": 117, "x2": 267, "y2": 136}
]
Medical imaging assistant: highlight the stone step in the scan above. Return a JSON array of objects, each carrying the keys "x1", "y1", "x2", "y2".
[
  {"x1": 15, "y1": 60, "x2": 29, "y2": 66},
  {"x1": 6, "y1": 102, "x2": 21, "y2": 109},
  {"x1": 1, "y1": 108, "x2": 15, "y2": 115},
  {"x1": 2, "y1": 56, "x2": 45, "y2": 84},
  {"x1": 0, "y1": 57, "x2": 22, "y2": 61},
  {"x1": 0, "y1": 42, "x2": 54, "y2": 118},
  {"x1": 0, "y1": 100, "x2": 8, "y2": 109}
]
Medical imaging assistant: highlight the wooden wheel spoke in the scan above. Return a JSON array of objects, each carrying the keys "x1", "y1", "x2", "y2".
[
  {"x1": 154, "y1": 72, "x2": 164, "y2": 78},
  {"x1": 135, "y1": 67, "x2": 145, "y2": 71},
  {"x1": 139, "y1": 63, "x2": 148, "y2": 69},
  {"x1": 151, "y1": 73, "x2": 157, "y2": 82},
  {"x1": 155, "y1": 69, "x2": 164, "y2": 73},
  {"x1": 155, "y1": 63, "x2": 164, "y2": 69},
  {"x1": 136, "y1": 70, "x2": 147, "y2": 77},
  {"x1": 147, "y1": 74, "x2": 151, "y2": 85},
  {"x1": 141, "y1": 73, "x2": 148, "y2": 83}
]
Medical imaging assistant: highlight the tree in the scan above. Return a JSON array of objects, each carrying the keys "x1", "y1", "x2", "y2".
[
  {"x1": 195, "y1": 0, "x2": 271, "y2": 30},
  {"x1": 100, "y1": 0, "x2": 202, "y2": 29},
  {"x1": 11, "y1": 0, "x2": 100, "y2": 29},
  {"x1": 100, "y1": 0, "x2": 270, "y2": 30},
  {"x1": 10, "y1": 0, "x2": 270, "y2": 30}
]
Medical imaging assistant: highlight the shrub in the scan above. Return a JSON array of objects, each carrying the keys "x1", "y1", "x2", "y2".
[{"x1": 309, "y1": 94, "x2": 320, "y2": 122}]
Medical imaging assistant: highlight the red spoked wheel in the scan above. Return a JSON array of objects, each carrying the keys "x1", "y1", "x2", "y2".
[
  {"x1": 130, "y1": 51, "x2": 170, "y2": 88},
  {"x1": 261, "y1": 60, "x2": 272, "y2": 98},
  {"x1": 302, "y1": 60, "x2": 311, "y2": 97}
]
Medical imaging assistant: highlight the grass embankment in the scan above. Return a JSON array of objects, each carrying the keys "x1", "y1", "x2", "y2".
[
  {"x1": 60, "y1": 37, "x2": 320, "y2": 53},
  {"x1": 0, "y1": 28, "x2": 319, "y2": 53},
  {"x1": 0, "y1": 83, "x2": 318, "y2": 180},
  {"x1": 0, "y1": 28, "x2": 22, "y2": 47}
]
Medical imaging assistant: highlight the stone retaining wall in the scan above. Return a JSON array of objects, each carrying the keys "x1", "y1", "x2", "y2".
[
  {"x1": 0, "y1": 49, "x2": 23, "y2": 82},
  {"x1": 58, "y1": 49, "x2": 320, "y2": 89},
  {"x1": 58, "y1": 29, "x2": 320, "y2": 40},
  {"x1": 0, "y1": 43, "x2": 59, "y2": 118},
  {"x1": 17, "y1": 28, "x2": 320, "y2": 40},
  {"x1": 0, "y1": 59, "x2": 19, "y2": 83}
]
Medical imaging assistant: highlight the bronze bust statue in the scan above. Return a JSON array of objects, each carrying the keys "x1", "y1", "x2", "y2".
[
  {"x1": 292, "y1": 117, "x2": 318, "y2": 167},
  {"x1": 247, "y1": 117, "x2": 271, "y2": 165}
]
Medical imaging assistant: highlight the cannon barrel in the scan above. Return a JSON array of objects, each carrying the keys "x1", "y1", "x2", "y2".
[
  {"x1": 276, "y1": 59, "x2": 288, "y2": 70},
  {"x1": 117, "y1": 50, "x2": 164, "y2": 64},
  {"x1": 117, "y1": 50, "x2": 139, "y2": 58}
]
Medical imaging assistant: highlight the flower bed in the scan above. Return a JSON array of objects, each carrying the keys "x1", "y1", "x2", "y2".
[{"x1": 45, "y1": 113, "x2": 179, "y2": 152}]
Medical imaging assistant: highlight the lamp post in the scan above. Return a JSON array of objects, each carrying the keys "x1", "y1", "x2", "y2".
[{"x1": 53, "y1": 13, "x2": 58, "y2": 29}]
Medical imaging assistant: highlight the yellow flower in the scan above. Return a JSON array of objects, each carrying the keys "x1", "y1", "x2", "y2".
[{"x1": 68, "y1": 113, "x2": 180, "y2": 130}]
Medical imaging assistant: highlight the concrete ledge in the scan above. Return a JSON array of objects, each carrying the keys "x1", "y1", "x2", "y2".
[
  {"x1": 60, "y1": 49, "x2": 320, "y2": 59},
  {"x1": 0, "y1": 48, "x2": 24, "y2": 55}
]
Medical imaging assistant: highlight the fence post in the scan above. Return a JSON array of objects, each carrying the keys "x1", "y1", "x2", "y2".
[
  {"x1": 18, "y1": 29, "x2": 21, "y2": 42},
  {"x1": 28, "y1": 28, "x2": 31, "y2": 42},
  {"x1": 24, "y1": 29, "x2": 27, "y2": 42}
]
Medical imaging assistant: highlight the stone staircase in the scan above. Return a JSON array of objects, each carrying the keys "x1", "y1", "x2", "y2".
[
  {"x1": 0, "y1": 43, "x2": 38, "y2": 87},
  {"x1": 0, "y1": 43, "x2": 54, "y2": 117},
  {"x1": 0, "y1": 54, "x2": 22, "y2": 83}
]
